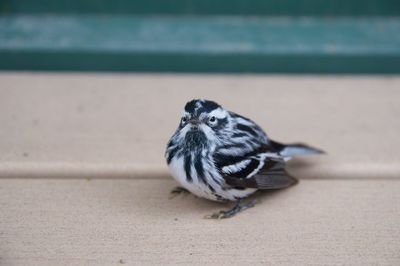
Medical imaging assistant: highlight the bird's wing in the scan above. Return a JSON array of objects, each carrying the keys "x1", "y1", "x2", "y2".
[
  {"x1": 214, "y1": 112, "x2": 297, "y2": 189},
  {"x1": 223, "y1": 158, "x2": 298, "y2": 189},
  {"x1": 214, "y1": 143, "x2": 297, "y2": 190}
]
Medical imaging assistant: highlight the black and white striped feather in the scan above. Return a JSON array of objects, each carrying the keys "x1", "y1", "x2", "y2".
[{"x1": 165, "y1": 99, "x2": 322, "y2": 202}]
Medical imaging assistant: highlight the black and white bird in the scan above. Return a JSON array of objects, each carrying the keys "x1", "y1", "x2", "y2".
[{"x1": 165, "y1": 99, "x2": 323, "y2": 219}]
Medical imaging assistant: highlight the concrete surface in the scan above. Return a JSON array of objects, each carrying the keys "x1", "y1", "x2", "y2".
[
  {"x1": 1, "y1": 179, "x2": 400, "y2": 266},
  {"x1": 0, "y1": 73, "x2": 400, "y2": 265}
]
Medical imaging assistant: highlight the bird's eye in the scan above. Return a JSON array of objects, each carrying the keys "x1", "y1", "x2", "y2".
[
  {"x1": 208, "y1": 116, "x2": 217, "y2": 124},
  {"x1": 181, "y1": 117, "x2": 187, "y2": 123}
]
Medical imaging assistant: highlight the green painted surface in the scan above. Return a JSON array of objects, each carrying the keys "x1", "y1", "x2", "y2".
[
  {"x1": 1, "y1": 0, "x2": 399, "y2": 16},
  {"x1": 1, "y1": 16, "x2": 400, "y2": 54},
  {"x1": 0, "y1": 15, "x2": 399, "y2": 73},
  {"x1": 1, "y1": 51, "x2": 399, "y2": 73}
]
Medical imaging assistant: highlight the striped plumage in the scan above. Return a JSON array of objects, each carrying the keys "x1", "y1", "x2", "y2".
[{"x1": 165, "y1": 99, "x2": 322, "y2": 212}]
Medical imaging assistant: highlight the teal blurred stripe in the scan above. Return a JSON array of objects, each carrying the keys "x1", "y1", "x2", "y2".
[
  {"x1": 1, "y1": 0, "x2": 400, "y2": 16},
  {"x1": 1, "y1": 51, "x2": 399, "y2": 73},
  {"x1": 1, "y1": 16, "x2": 399, "y2": 54},
  {"x1": 0, "y1": 15, "x2": 399, "y2": 73}
]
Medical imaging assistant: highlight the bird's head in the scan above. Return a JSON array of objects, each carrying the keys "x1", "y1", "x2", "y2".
[{"x1": 175, "y1": 99, "x2": 230, "y2": 150}]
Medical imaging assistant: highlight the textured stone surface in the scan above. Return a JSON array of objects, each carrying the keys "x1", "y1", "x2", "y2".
[{"x1": 1, "y1": 179, "x2": 399, "y2": 266}]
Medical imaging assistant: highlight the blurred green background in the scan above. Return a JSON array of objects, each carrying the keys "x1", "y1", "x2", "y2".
[{"x1": 0, "y1": 0, "x2": 399, "y2": 73}]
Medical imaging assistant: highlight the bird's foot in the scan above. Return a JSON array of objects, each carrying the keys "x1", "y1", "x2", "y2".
[
  {"x1": 204, "y1": 199, "x2": 257, "y2": 219},
  {"x1": 169, "y1": 186, "x2": 190, "y2": 199}
]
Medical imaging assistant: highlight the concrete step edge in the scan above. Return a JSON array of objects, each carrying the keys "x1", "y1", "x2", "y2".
[{"x1": 1, "y1": 158, "x2": 399, "y2": 179}]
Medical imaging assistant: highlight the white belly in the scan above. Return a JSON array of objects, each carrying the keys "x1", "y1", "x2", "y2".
[{"x1": 168, "y1": 156, "x2": 257, "y2": 201}]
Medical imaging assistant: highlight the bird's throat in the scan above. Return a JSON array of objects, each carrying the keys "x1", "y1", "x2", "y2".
[{"x1": 184, "y1": 129, "x2": 208, "y2": 152}]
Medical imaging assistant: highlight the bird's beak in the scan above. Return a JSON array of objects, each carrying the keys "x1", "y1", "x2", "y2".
[{"x1": 188, "y1": 118, "x2": 201, "y2": 127}]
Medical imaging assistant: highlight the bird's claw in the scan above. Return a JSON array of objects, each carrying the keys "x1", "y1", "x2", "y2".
[
  {"x1": 204, "y1": 199, "x2": 258, "y2": 219},
  {"x1": 204, "y1": 211, "x2": 232, "y2": 219},
  {"x1": 169, "y1": 186, "x2": 190, "y2": 199}
]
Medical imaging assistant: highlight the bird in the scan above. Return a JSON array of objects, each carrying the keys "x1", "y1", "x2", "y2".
[{"x1": 165, "y1": 99, "x2": 323, "y2": 219}]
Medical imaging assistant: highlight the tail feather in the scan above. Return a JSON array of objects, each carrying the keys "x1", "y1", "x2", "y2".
[{"x1": 269, "y1": 140, "x2": 325, "y2": 158}]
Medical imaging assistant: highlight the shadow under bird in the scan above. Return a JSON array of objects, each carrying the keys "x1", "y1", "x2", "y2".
[{"x1": 166, "y1": 99, "x2": 323, "y2": 219}]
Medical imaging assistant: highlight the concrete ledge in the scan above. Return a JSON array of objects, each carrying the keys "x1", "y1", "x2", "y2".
[
  {"x1": 1, "y1": 158, "x2": 400, "y2": 180},
  {"x1": 1, "y1": 73, "x2": 400, "y2": 179}
]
